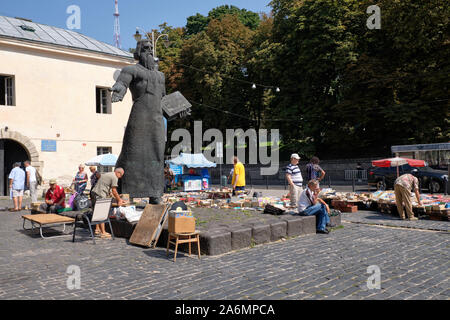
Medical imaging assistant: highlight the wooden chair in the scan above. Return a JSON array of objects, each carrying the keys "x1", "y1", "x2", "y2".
[{"x1": 166, "y1": 231, "x2": 201, "y2": 262}]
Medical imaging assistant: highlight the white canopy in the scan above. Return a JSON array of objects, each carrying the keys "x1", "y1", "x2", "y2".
[{"x1": 169, "y1": 153, "x2": 217, "y2": 168}]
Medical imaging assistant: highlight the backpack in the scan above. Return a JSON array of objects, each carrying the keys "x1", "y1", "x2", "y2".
[
  {"x1": 74, "y1": 194, "x2": 90, "y2": 211},
  {"x1": 35, "y1": 170, "x2": 43, "y2": 186}
]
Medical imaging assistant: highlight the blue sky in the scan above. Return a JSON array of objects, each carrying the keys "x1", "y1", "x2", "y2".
[{"x1": 0, "y1": 0, "x2": 272, "y2": 51}]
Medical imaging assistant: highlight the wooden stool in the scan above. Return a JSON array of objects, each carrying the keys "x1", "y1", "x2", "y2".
[{"x1": 166, "y1": 231, "x2": 201, "y2": 262}]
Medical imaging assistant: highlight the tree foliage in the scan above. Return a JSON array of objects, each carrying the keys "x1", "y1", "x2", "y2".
[
  {"x1": 144, "y1": 1, "x2": 449, "y2": 159},
  {"x1": 185, "y1": 5, "x2": 260, "y2": 36}
]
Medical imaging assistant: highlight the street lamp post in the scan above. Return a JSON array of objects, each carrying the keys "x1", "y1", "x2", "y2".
[
  {"x1": 134, "y1": 28, "x2": 169, "y2": 60},
  {"x1": 152, "y1": 31, "x2": 169, "y2": 59}
]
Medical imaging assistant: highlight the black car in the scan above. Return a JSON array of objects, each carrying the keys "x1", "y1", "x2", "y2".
[{"x1": 367, "y1": 164, "x2": 448, "y2": 193}]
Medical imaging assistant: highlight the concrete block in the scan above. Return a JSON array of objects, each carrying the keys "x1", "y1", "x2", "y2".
[
  {"x1": 330, "y1": 214, "x2": 341, "y2": 227},
  {"x1": 229, "y1": 225, "x2": 252, "y2": 251},
  {"x1": 249, "y1": 224, "x2": 271, "y2": 245},
  {"x1": 105, "y1": 219, "x2": 137, "y2": 238},
  {"x1": 200, "y1": 230, "x2": 232, "y2": 256},
  {"x1": 280, "y1": 215, "x2": 304, "y2": 237},
  {"x1": 270, "y1": 220, "x2": 287, "y2": 241},
  {"x1": 301, "y1": 215, "x2": 316, "y2": 235}
]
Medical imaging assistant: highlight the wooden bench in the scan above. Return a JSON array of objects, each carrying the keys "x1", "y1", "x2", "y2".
[{"x1": 22, "y1": 214, "x2": 75, "y2": 239}]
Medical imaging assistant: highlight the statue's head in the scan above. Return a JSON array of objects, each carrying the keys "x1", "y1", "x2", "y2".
[{"x1": 134, "y1": 40, "x2": 155, "y2": 69}]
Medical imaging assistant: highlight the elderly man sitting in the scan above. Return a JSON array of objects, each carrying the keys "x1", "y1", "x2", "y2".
[
  {"x1": 297, "y1": 179, "x2": 332, "y2": 234},
  {"x1": 39, "y1": 179, "x2": 66, "y2": 213}
]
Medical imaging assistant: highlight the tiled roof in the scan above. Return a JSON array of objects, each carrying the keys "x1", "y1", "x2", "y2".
[{"x1": 0, "y1": 15, "x2": 133, "y2": 59}]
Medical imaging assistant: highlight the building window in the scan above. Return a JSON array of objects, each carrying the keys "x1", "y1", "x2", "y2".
[
  {"x1": 96, "y1": 87, "x2": 111, "y2": 114},
  {"x1": 0, "y1": 75, "x2": 15, "y2": 106},
  {"x1": 97, "y1": 146, "x2": 113, "y2": 173}
]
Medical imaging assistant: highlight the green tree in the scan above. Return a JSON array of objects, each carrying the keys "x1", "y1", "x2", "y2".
[{"x1": 185, "y1": 5, "x2": 261, "y2": 36}]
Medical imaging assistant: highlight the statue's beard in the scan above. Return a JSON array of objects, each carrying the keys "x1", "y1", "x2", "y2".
[{"x1": 139, "y1": 52, "x2": 154, "y2": 69}]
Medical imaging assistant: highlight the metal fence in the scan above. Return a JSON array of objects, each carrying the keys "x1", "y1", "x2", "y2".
[{"x1": 344, "y1": 170, "x2": 367, "y2": 181}]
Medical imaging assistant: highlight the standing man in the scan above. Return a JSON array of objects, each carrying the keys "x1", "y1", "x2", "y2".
[
  {"x1": 285, "y1": 153, "x2": 303, "y2": 207},
  {"x1": 8, "y1": 162, "x2": 26, "y2": 211},
  {"x1": 231, "y1": 156, "x2": 246, "y2": 195},
  {"x1": 24, "y1": 160, "x2": 37, "y2": 203},
  {"x1": 91, "y1": 167, "x2": 127, "y2": 238},
  {"x1": 306, "y1": 156, "x2": 326, "y2": 183},
  {"x1": 39, "y1": 179, "x2": 65, "y2": 213},
  {"x1": 394, "y1": 172, "x2": 422, "y2": 221}
]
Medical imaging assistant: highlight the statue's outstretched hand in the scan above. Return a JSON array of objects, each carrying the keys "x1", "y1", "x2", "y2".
[
  {"x1": 179, "y1": 109, "x2": 191, "y2": 119},
  {"x1": 109, "y1": 84, "x2": 126, "y2": 103}
]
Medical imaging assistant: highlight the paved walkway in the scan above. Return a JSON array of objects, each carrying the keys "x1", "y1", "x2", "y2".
[
  {"x1": 342, "y1": 210, "x2": 449, "y2": 232},
  {"x1": 0, "y1": 208, "x2": 448, "y2": 300}
]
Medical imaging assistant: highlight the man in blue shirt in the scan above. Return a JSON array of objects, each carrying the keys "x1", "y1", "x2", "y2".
[{"x1": 9, "y1": 162, "x2": 26, "y2": 211}]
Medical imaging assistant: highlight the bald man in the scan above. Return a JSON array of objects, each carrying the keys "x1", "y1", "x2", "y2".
[{"x1": 90, "y1": 167, "x2": 127, "y2": 238}]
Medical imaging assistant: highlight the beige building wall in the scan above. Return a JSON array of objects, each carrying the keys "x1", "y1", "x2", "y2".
[{"x1": 0, "y1": 38, "x2": 134, "y2": 189}]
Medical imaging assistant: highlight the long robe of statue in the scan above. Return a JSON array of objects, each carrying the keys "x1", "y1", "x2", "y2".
[{"x1": 110, "y1": 40, "x2": 165, "y2": 201}]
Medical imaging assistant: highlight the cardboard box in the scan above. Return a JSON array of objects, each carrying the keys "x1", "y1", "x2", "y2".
[
  {"x1": 251, "y1": 201, "x2": 260, "y2": 208},
  {"x1": 168, "y1": 216, "x2": 196, "y2": 233},
  {"x1": 339, "y1": 206, "x2": 357, "y2": 213},
  {"x1": 31, "y1": 202, "x2": 43, "y2": 210}
]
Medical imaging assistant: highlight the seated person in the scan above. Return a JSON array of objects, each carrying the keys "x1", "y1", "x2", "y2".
[
  {"x1": 39, "y1": 179, "x2": 66, "y2": 213},
  {"x1": 297, "y1": 179, "x2": 331, "y2": 234}
]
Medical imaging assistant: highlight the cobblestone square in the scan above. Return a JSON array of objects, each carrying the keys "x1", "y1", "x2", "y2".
[{"x1": 0, "y1": 207, "x2": 448, "y2": 300}]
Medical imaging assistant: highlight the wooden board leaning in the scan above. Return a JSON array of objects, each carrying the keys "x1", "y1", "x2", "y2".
[{"x1": 129, "y1": 204, "x2": 169, "y2": 248}]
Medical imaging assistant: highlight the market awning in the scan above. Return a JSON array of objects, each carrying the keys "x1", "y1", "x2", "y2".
[
  {"x1": 169, "y1": 153, "x2": 217, "y2": 168},
  {"x1": 85, "y1": 153, "x2": 118, "y2": 166},
  {"x1": 372, "y1": 157, "x2": 427, "y2": 178},
  {"x1": 371, "y1": 157, "x2": 426, "y2": 168}
]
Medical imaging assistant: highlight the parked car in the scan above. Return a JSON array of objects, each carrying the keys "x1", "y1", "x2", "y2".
[{"x1": 368, "y1": 164, "x2": 448, "y2": 193}]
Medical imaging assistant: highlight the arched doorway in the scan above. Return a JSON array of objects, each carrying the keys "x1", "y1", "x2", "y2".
[{"x1": 0, "y1": 139, "x2": 30, "y2": 196}]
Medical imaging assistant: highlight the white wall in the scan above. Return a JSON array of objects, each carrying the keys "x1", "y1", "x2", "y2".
[{"x1": 0, "y1": 40, "x2": 134, "y2": 185}]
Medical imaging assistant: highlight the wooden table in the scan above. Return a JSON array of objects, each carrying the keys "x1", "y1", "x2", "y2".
[{"x1": 22, "y1": 214, "x2": 75, "y2": 239}]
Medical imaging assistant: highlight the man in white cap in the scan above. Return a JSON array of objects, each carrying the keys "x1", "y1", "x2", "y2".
[{"x1": 286, "y1": 153, "x2": 303, "y2": 207}]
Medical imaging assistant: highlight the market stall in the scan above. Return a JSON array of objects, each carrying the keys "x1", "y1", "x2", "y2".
[
  {"x1": 371, "y1": 157, "x2": 426, "y2": 177},
  {"x1": 168, "y1": 153, "x2": 216, "y2": 191}
]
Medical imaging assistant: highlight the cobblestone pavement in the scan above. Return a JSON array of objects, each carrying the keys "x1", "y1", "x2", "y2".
[
  {"x1": 0, "y1": 209, "x2": 448, "y2": 300},
  {"x1": 342, "y1": 211, "x2": 449, "y2": 232}
]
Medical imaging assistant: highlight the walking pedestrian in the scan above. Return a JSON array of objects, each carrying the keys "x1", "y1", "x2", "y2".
[
  {"x1": 8, "y1": 162, "x2": 25, "y2": 211},
  {"x1": 24, "y1": 160, "x2": 38, "y2": 202}
]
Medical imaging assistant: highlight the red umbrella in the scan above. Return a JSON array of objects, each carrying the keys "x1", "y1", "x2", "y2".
[{"x1": 372, "y1": 157, "x2": 427, "y2": 177}]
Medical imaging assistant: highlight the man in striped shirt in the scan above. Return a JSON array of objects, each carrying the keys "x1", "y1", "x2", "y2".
[{"x1": 286, "y1": 153, "x2": 303, "y2": 207}]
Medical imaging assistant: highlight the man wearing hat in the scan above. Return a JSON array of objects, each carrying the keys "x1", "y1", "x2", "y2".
[
  {"x1": 286, "y1": 154, "x2": 303, "y2": 207},
  {"x1": 39, "y1": 179, "x2": 66, "y2": 213}
]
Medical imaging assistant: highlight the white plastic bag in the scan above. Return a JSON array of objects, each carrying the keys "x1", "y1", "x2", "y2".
[{"x1": 119, "y1": 206, "x2": 143, "y2": 223}]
